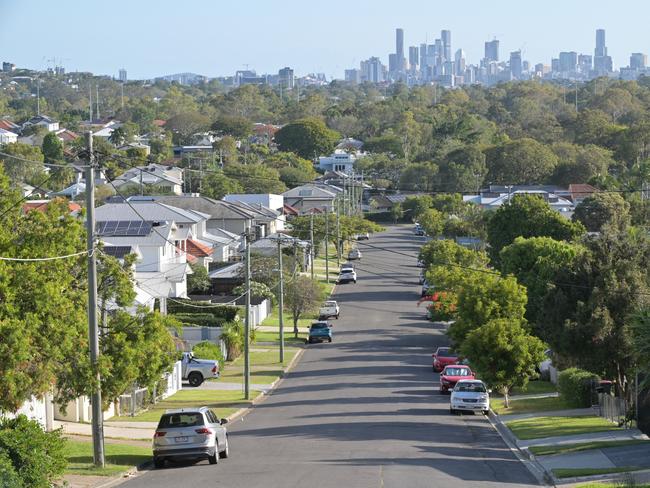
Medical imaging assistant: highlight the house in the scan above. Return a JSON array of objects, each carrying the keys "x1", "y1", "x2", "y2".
[
  {"x1": 223, "y1": 194, "x2": 285, "y2": 232},
  {"x1": 55, "y1": 128, "x2": 79, "y2": 143},
  {"x1": 92, "y1": 120, "x2": 122, "y2": 139},
  {"x1": 119, "y1": 142, "x2": 151, "y2": 155},
  {"x1": 282, "y1": 184, "x2": 337, "y2": 214},
  {"x1": 568, "y1": 184, "x2": 599, "y2": 205},
  {"x1": 223, "y1": 193, "x2": 284, "y2": 212},
  {"x1": 111, "y1": 164, "x2": 184, "y2": 195},
  {"x1": 96, "y1": 219, "x2": 192, "y2": 312},
  {"x1": 53, "y1": 165, "x2": 107, "y2": 199},
  {"x1": 207, "y1": 262, "x2": 244, "y2": 295},
  {"x1": 249, "y1": 232, "x2": 311, "y2": 270},
  {"x1": 230, "y1": 200, "x2": 285, "y2": 233},
  {"x1": 464, "y1": 186, "x2": 575, "y2": 218},
  {"x1": 0, "y1": 119, "x2": 20, "y2": 132},
  {"x1": 0, "y1": 127, "x2": 18, "y2": 144},
  {"x1": 22, "y1": 199, "x2": 81, "y2": 216},
  {"x1": 336, "y1": 137, "x2": 364, "y2": 152},
  {"x1": 22, "y1": 115, "x2": 59, "y2": 132},
  {"x1": 317, "y1": 150, "x2": 361, "y2": 174}
]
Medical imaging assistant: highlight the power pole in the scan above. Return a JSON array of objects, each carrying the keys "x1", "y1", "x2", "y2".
[
  {"x1": 96, "y1": 85, "x2": 100, "y2": 120},
  {"x1": 120, "y1": 82, "x2": 124, "y2": 110},
  {"x1": 85, "y1": 132, "x2": 105, "y2": 468},
  {"x1": 336, "y1": 199, "x2": 341, "y2": 267},
  {"x1": 244, "y1": 232, "x2": 251, "y2": 400},
  {"x1": 309, "y1": 213, "x2": 314, "y2": 280},
  {"x1": 89, "y1": 83, "x2": 93, "y2": 122},
  {"x1": 277, "y1": 238, "x2": 285, "y2": 363},
  {"x1": 325, "y1": 211, "x2": 330, "y2": 284}
]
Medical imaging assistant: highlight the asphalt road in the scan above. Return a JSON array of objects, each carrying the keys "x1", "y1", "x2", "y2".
[{"x1": 125, "y1": 225, "x2": 539, "y2": 488}]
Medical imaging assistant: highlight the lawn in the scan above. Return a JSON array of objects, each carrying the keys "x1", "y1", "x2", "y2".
[
  {"x1": 254, "y1": 330, "x2": 308, "y2": 345},
  {"x1": 492, "y1": 396, "x2": 571, "y2": 415},
  {"x1": 218, "y1": 348, "x2": 299, "y2": 384},
  {"x1": 63, "y1": 440, "x2": 151, "y2": 476},
  {"x1": 529, "y1": 439, "x2": 649, "y2": 456},
  {"x1": 553, "y1": 467, "x2": 643, "y2": 479},
  {"x1": 506, "y1": 415, "x2": 622, "y2": 440},
  {"x1": 576, "y1": 483, "x2": 650, "y2": 488},
  {"x1": 511, "y1": 380, "x2": 557, "y2": 396},
  {"x1": 261, "y1": 309, "x2": 314, "y2": 329},
  {"x1": 114, "y1": 389, "x2": 259, "y2": 422}
]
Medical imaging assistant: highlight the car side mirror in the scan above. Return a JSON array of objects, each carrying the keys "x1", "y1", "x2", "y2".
[
  {"x1": 488, "y1": 389, "x2": 492, "y2": 394},
  {"x1": 220, "y1": 418, "x2": 229, "y2": 425}
]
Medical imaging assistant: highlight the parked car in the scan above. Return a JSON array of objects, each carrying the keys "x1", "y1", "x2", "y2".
[
  {"x1": 348, "y1": 249, "x2": 362, "y2": 260},
  {"x1": 338, "y1": 268, "x2": 357, "y2": 284},
  {"x1": 153, "y1": 407, "x2": 229, "y2": 468},
  {"x1": 181, "y1": 352, "x2": 219, "y2": 387},
  {"x1": 414, "y1": 224, "x2": 425, "y2": 236},
  {"x1": 421, "y1": 280, "x2": 431, "y2": 297},
  {"x1": 418, "y1": 269, "x2": 425, "y2": 285},
  {"x1": 341, "y1": 262, "x2": 355, "y2": 272},
  {"x1": 308, "y1": 321, "x2": 333, "y2": 343},
  {"x1": 432, "y1": 347, "x2": 458, "y2": 372},
  {"x1": 416, "y1": 257, "x2": 425, "y2": 267},
  {"x1": 450, "y1": 380, "x2": 491, "y2": 415},
  {"x1": 353, "y1": 232, "x2": 370, "y2": 240},
  {"x1": 319, "y1": 300, "x2": 340, "y2": 320},
  {"x1": 439, "y1": 365, "x2": 475, "y2": 393}
]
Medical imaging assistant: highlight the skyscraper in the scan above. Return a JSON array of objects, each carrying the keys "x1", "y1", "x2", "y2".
[
  {"x1": 395, "y1": 28, "x2": 405, "y2": 72},
  {"x1": 441, "y1": 30, "x2": 452, "y2": 62},
  {"x1": 559, "y1": 51, "x2": 578, "y2": 73},
  {"x1": 409, "y1": 46, "x2": 419, "y2": 71},
  {"x1": 485, "y1": 39, "x2": 499, "y2": 63},
  {"x1": 278, "y1": 67, "x2": 294, "y2": 89},
  {"x1": 119, "y1": 68, "x2": 127, "y2": 82},
  {"x1": 455, "y1": 49, "x2": 466, "y2": 76},
  {"x1": 630, "y1": 53, "x2": 647, "y2": 70},
  {"x1": 510, "y1": 51, "x2": 522, "y2": 79},
  {"x1": 594, "y1": 29, "x2": 613, "y2": 74}
]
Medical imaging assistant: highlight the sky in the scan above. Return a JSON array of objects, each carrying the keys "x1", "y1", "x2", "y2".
[{"x1": 2, "y1": 0, "x2": 650, "y2": 80}]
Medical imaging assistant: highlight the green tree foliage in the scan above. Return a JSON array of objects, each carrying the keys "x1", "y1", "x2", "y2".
[
  {"x1": 460, "y1": 319, "x2": 547, "y2": 408},
  {"x1": 500, "y1": 236, "x2": 582, "y2": 323},
  {"x1": 572, "y1": 192, "x2": 631, "y2": 232},
  {"x1": 285, "y1": 276, "x2": 325, "y2": 337},
  {"x1": 211, "y1": 114, "x2": 253, "y2": 138},
  {"x1": 399, "y1": 162, "x2": 439, "y2": 191},
  {"x1": 438, "y1": 145, "x2": 487, "y2": 192},
  {"x1": 201, "y1": 170, "x2": 244, "y2": 200},
  {"x1": 192, "y1": 341, "x2": 223, "y2": 365},
  {"x1": 274, "y1": 117, "x2": 340, "y2": 159},
  {"x1": 487, "y1": 194, "x2": 585, "y2": 264},
  {"x1": 165, "y1": 111, "x2": 211, "y2": 145},
  {"x1": 401, "y1": 195, "x2": 434, "y2": 221},
  {"x1": 223, "y1": 163, "x2": 286, "y2": 194},
  {"x1": 549, "y1": 143, "x2": 613, "y2": 186},
  {"x1": 0, "y1": 142, "x2": 46, "y2": 186},
  {"x1": 187, "y1": 262, "x2": 212, "y2": 293},
  {"x1": 41, "y1": 132, "x2": 64, "y2": 163},
  {"x1": 630, "y1": 309, "x2": 650, "y2": 385},
  {"x1": 486, "y1": 138, "x2": 559, "y2": 184},
  {"x1": 419, "y1": 208, "x2": 445, "y2": 237},
  {"x1": 364, "y1": 132, "x2": 404, "y2": 157}
]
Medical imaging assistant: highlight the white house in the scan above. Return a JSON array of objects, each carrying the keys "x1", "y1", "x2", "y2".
[
  {"x1": 318, "y1": 150, "x2": 362, "y2": 174},
  {"x1": 223, "y1": 193, "x2": 284, "y2": 212},
  {"x1": 463, "y1": 188, "x2": 575, "y2": 219},
  {"x1": 282, "y1": 184, "x2": 337, "y2": 214},
  {"x1": 22, "y1": 115, "x2": 59, "y2": 132},
  {"x1": 112, "y1": 164, "x2": 184, "y2": 195},
  {"x1": 0, "y1": 128, "x2": 18, "y2": 144},
  {"x1": 92, "y1": 120, "x2": 122, "y2": 139}
]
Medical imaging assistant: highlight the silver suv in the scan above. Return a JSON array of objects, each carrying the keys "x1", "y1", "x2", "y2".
[{"x1": 153, "y1": 407, "x2": 229, "y2": 468}]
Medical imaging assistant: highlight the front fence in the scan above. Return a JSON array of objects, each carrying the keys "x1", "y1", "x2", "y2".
[{"x1": 598, "y1": 392, "x2": 628, "y2": 426}]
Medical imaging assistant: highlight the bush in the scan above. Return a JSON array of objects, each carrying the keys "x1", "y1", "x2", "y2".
[
  {"x1": 167, "y1": 300, "x2": 239, "y2": 321},
  {"x1": 221, "y1": 321, "x2": 245, "y2": 361},
  {"x1": 192, "y1": 341, "x2": 224, "y2": 367},
  {"x1": 0, "y1": 415, "x2": 67, "y2": 488},
  {"x1": 172, "y1": 313, "x2": 227, "y2": 328},
  {"x1": 558, "y1": 368, "x2": 600, "y2": 408}
]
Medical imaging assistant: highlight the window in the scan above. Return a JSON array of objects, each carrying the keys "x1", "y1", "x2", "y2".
[{"x1": 158, "y1": 413, "x2": 205, "y2": 428}]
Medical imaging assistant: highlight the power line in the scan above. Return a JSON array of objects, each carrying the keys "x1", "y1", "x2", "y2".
[
  {"x1": 0, "y1": 150, "x2": 86, "y2": 168},
  {"x1": 0, "y1": 169, "x2": 60, "y2": 222},
  {"x1": 0, "y1": 250, "x2": 89, "y2": 261}
]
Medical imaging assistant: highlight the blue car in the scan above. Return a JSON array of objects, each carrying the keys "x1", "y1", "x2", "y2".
[{"x1": 308, "y1": 321, "x2": 333, "y2": 344}]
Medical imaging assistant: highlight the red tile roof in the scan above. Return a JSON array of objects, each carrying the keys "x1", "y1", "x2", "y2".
[
  {"x1": 153, "y1": 119, "x2": 167, "y2": 127},
  {"x1": 57, "y1": 129, "x2": 79, "y2": 142},
  {"x1": 283, "y1": 203, "x2": 299, "y2": 216},
  {"x1": 0, "y1": 119, "x2": 20, "y2": 131},
  {"x1": 186, "y1": 239, "x2": 213, "y2": 258},
  {"x1": 568, "y1": 184, "x2": 599, "y2": 201},
  {"x1": 22, "y1": 200, "x2": 82, "y2": 214}
]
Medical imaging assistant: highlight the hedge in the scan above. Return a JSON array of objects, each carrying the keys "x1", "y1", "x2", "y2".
[
  {"x1": 558, "y1": 367, "x2": 600, "y2": 408},
  {"x1": 172, "y1": 313, "x2": 228, "y2": 328},
  {"x1": 167, "y1": 300, "x2": 239, "y2": 321},
  {"x1": 192, "y1": 341, "x2": 224, "y2": 367}
]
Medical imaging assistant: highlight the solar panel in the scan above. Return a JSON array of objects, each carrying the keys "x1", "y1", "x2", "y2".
[
  {"x1": 96, "y1": 220, "x2": 153, "y2": 237},
  {"x1": 103, "y1": 246, "x2": 132, "y2": 259}
]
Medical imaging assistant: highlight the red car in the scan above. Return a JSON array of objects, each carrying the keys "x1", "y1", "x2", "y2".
[
  {"x1": 439, "y1": 365, "x2": 475, "y2": 393},
  {"x1": 432, "y1": 347, "x2": 458, "y2": 372}
]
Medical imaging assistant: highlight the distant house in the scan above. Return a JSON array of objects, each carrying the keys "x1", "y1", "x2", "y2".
[
  {"x1": 282, "y1": 184, "x2": 337, "y2": 214},
  {"x1": 0, "y1": 119, "x2": 20, "y2": 132},
  {"x1": 317, "y1": 150, "x2": 361, "y2": 174},
  {"x1": 118, "y1": 142, "x2": 151, "y2": 155},
  {"x1": 92, "y1": 120, "x2": 122, "y2": 139},
  {"x1": 22, "y1": 199, "x2": 81, "y2": 216},
  {"x1": 464, "y1": 186, "x2": 575, "y2": 218},
  {"x1": 336, "y1": 137, "x2": 364, "y2": 152},
  {"x1": 223, "y1": 193, "x2": 284, "y2": 212},
  {"x1": 22, "y1": 115, "x2": 59, "y2": 132},
  {"x1": 568, "y1": 184, "x2": 599, "y2": 205},
  {"x1": 112, "y1": 164, "x2": 184, "y2": 195},
  {"x1": 223, "y1": 194, "x2": 285, "y2": 231},
  {"x1": 0, "y1": 127, "x2": 18, "y2": 144},
  {"x1": 55, "y1": 128, "x2": 79, "y2": 143}
]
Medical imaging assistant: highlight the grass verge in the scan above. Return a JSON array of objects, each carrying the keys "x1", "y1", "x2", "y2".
[
  {"x1": 64, "y1": 440, "x2": 151, "y2": 476},
  {"x1": 492, "y1": 396, "x2": 570, "y2": 415},
  {"x1": 506, "y1": 415, "x2": 622, "y2": 440},
  {"x1": 114, "y1": 389, "x2": 259, "y2": 422},
  {"x1": 254, "y1": 330, "x2": 308, "y2": 345},
  {"x1": 511, "y1": 380, "x2": 557, "y2": 396},
  {"x1": 576, "y1": 483, "x2": 650, "y2": 488},
  {"x1": 261, "y1": 309, "x2": 314, "y2": 329},
  {"x1": 553, "y1": 467, "x2": 642, "y2": 479},
  {"x1": 530, "y1": 439, "x2": 649, "y2": 456}
]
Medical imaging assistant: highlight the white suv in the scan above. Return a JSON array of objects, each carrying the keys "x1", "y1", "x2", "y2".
[
  {"x1": 153, "y1": 407, "x2": 229, "y2": 468},
  {"x1": 450, "y1": 380, "x2": 490, "y2": 415}
]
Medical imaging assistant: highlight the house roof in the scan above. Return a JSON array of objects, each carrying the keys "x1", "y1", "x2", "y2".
[
  {"x1": 22, "y1": 200, "x2": 81, "y2": 214},
  {"x1": 153, "y1": 119, "x2": 167, "y2": 127},
  {"x1": 208, "y1": 261, "x2": 243, "y2": 279},
  {"x1": 55, "y1": 129, "x2": 79, "y2": 141},
  {"x1": 283, "y1": 203, "x2": 299, "y2": 216},
  {"x1": 102, "y1": 245, "x2": 135, "y2": 259},
  {"x1": 568, "y1": 184, "x2": 599, "y2": 201},
  {"x1": 0, "y1": 119, "x2": 20, "y2": 130},
  {"x1": 186, "y1": 238, "x2": 212, "y2": 258},
  {"x1": 282, "y1": 184, "x2": 337, "y2": 199},
  {"x1": 97, "y1": 200, "x2": 205, "y2": 225},
  {"x1": 0, "y1": 127, "x2": 18, "y2": 137}
]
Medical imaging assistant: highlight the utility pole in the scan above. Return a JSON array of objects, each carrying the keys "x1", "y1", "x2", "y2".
[
  {"x1": 309, "y1": 212, "x2": 314, "y2": 280},
  {"x1": 120, "y1": 82, "x2": 124, "y2": 110},
  {"x1": 89, "y1": 83, "x2": 93, "y2": 122},
  {"x1": 336, "y1": 198, "x2": 341, "y2": 267},
  {"x1": 36, "y1": 79, "x2": 40, "y2": 116},
  {"x1": 325, "y1": 211, "x2": 330, "y2": 284},
  {"x1": 244, "y1": 232, "x2": 251, "y2": 400},
  {"x1": 96, "y1": 85, "x2": 100, "y2": 120},
  {"x1": 85, "y1": 132, "x2": 105, "y2": 468},
  {"x1": 277, "y1": 238, "x2": 285, "y2": 363}
]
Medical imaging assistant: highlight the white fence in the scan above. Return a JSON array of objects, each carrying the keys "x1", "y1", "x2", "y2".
[{"x1": 249, "y1": 299, "x2": 271, "y2": 329}]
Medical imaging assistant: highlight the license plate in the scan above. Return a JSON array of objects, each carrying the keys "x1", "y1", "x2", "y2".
[{"x1": 175, "y1": 436, "x2": 189, "y2": 443}]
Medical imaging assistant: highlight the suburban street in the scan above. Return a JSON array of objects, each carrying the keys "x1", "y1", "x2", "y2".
[{"x1": 125, "y1": 225, "x2": 539, "y2": 488}]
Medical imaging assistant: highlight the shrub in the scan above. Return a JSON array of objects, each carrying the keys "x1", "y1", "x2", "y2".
[
  {"x1": 192, "y1": 341, "x2": 224, "y2": 367},
  {"x1": 172, "y1": 313, "x2": 227, "y2": 328},
  {"x1": 167, "y1": 300, "x2": 239, "y2": 321},
  {"x1": 221, "y1": 322, "x2": 244, "y2": 361},
  {"x1": 0, "y1": 451, "x2": 21, "y2": 488},
  {"x1": 558, "y1": 368, "x2": 600, "y2": 408},
  {"x1": 0, "y1": 415, "x2": 67, "y2": 488}
]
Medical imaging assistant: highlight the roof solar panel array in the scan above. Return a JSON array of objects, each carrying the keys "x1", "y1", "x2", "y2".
[{"x1": 96, "y1": 220, "x2": 153, "y2": 237}]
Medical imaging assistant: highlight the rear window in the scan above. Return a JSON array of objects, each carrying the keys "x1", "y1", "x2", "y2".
[
  {"x1": 158, "y1": 412, "x2": 205, "y2": 428},
  {"x1": 311, "y1": 323, "x2": 328, "y2": 329},
  {"x1": 437, "y1": 348, "x2": 456, "y2": 357},
  {"x1": 455, "y1": 383, "x2": 486, "y2": 393},
  {"x1": 444, "y1": 367, "x2": 470, "y2": 376}
]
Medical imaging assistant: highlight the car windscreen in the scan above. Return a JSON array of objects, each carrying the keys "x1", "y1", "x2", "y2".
[
  {"x1": 455, "y1": 383, "x2": 486, "y2": 393},
  {"x1": 158, "y1": 412, "x2": 205, "y2": 428},
  {"x1": 437, "y1": 348, "x2": 456, "y2": 357},
  {"x1": 325, "y1": 301, "x2": 336, "y2": 306},
  {"x1": 444, "y1": 368, "x2": 470, "y2": 376}
]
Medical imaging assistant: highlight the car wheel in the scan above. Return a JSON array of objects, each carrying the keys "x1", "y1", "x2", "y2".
[
  {"x1": 328, "y1": 337, "x2": 332, "y2": 343},
  {"x1": 439, "y1": 388, "x2": 445, "y2": 394},
  {"x1": 353, "y1": 280, "x2": 357, "y2": 283},
  {"x1": 483, "y1": 410, "x2": 489, "y2": 416},
  {"x1": 219, "y1": 437, "x2": 230, "y2": 459},
  {"x1": 208, "y1": 450, "x2": 219, "y2": 465},
  {"x1": 449, "y1": 408, "x2": 456, "y2": 415},
  {"x1": 153, "y1": 457, "x2": 165, "y2": 469},
  {"x1": 308, "y1": 338, "x2": 313, "y2": 344},
  {"x1": 188, "y1": 372, "x2": 203, "y2": 387},
  {"x1": 335, "y1": 314, "x2": 339, "y2": 319}
]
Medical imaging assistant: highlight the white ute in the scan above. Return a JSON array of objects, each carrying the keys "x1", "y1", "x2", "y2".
[
  {"x1": 182, "y1": 352, "x2": 220, "y2": 387},
  {"x1": 319, "y1": 300, "x2": 340, "y2": 320}
]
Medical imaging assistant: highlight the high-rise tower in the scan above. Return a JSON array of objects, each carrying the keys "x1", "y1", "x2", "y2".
[
  {"x1": 594, "y1": 29, "x2": 613, "y2": 74},
  {"x1": 441, "y1": 30, "x2": 452, "y2": 62},
  {"x1": 396, "y1": 28, "x2": 405, "y2": 72}
]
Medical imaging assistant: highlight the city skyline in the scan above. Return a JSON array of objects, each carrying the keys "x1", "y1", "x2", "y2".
[{"x1": 3, "y1": 0, "x2": 650, "y2": 80}]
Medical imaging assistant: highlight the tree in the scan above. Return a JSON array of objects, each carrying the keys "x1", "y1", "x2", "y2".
[
  {"x1": 223, "y1": 163, "x2": 287, "y2": 194},
  {"x1": 486, "y1": 138, "x2": 558, "y2": 184},
  {"x1": 438, "y1": 145, "x2": 487, "y2": 192},
  {"x1": 41, "y1": 132, "x2": 64, "y2": 163},
  {"x1": 460, "y1": 319, "x2": 547, "y2": 408},
  {"x1": 399, "y1": 162, "x2": 439, "y2": 191},
  {"x1": 211, "y1": 114, "x2": 253, "y2": 138},
  {"x1": 500, "y1": 236, "x2": 583, "y2": 323},
  {"x1": 487, "y1": 194, "x2": 585, "y2": 264},
  {"x1": 165, "y1": 111, "x2": 211, "y2": 145},
  {"x1": 401, "y1": 195, "x2": 434, "y2": 221},
  {"x1": 549, "y1": 143, "x2": 613, "y2": 186},
  {"x1": 188, "y1": 262, "x2": 211, "y2": 294},
  {"x1": 201, "y1": 171, "x2": 243, "y2": 200},
  {"x1": 572, "y1": 192, "x2": 630, "y2": 233},
  {"x1": 364, "y1": 133, "x2": 404, "y2": 157},
  {"x1": 419, "y1": 208, "x2": 445, "y2": 237},
  {"x1": 285, "y1": 276, "x2": 325, "y2": 337},
  {"x1": 108, "y1": 126, "x2": 128, "y2": 147},
  {"x1": 0, "y1": 142, "x2": 45, "y2": 186},
  {"x1": 274, "y1": 117, "x2": 340, "y2": 159},
  {"x1": 630, "y1": 308, "x2": 650, "y2": 383}
]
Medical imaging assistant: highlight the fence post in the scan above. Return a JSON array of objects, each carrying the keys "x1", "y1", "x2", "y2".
[{"x1": 131, "y1": 385, "x2": 136, "y2": 417}]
